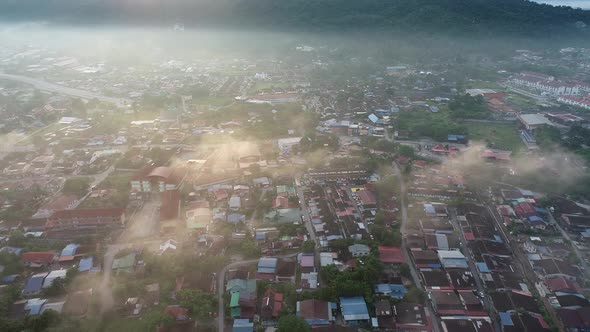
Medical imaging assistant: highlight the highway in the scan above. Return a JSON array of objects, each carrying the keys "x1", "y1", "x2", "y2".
[{"x1": 0, "y1": 73, "x2": 131, "y2": 106}]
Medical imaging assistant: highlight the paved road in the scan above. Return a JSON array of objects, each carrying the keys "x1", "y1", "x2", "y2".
[
  {"x1": 392, "y1": 162, "x2": 441, "y2": 332},
  {"x1": 0, "y1": 73, "x2": 131, "y2": 106},
  {"x1": 295, "y1": 175, "x2": 317, "y2": 247},
  {"x1": 216, "y1": 252, "x2": 299, "y2": 332}
]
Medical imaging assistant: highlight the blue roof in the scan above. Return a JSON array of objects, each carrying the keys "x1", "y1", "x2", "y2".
[
  {"x1": 233, "y1": 319, "x2": 254, "y2": 332},
  {"x1": 23, "y1": 274, "x2": 47, "y2": 295},
  {"x1": 440, "y1": 258, "x2": 468, "y2": 269},
  {"x1": 528, "y1": 216, "x2": 544, "y2": 222},
  {"x1": 500, "y1": 312, "x2": 514, "y2": 326},
  {"x1": 340, "y1": 297, "x2": 370, "y2": 321},
  {"x1": 25, "y1": 298, "x2": 47, "y2": 315},
  {"x1": 61, "y1": 243, "x2": 80, "y2": 257},
  {"x1": 368, "y1": 114, "x2": 380, "y2": 123},
  {"x1": 477, "y1": 262, "x2": 491, "y2": 273},
  {"x1": 493, "y1": 235, "x2": 503, "y2": 243},
  {"x1": 535, "y1": 207, "x2": 548, "y2": 214},
  {"x1": 0, "y1": 246, "x2": 23, "y2": 255},
  {"x1": 255, "y1": 232, "x2": 266, "y2": 240},
  {"x1": 78, "y1": 257, "x2": 93, "y2": 272},
  {"x1": 374, "y1": 284, "x2": 408, "y2": 299},
  {"x1": 1, "y1": 274, "x2": 19, "y2": 283}
]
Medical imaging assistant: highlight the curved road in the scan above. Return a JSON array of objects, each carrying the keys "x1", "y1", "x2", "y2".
[
  {"x1": 217, "y1": 253, "x2": 298, "y2": 332},
  {"x1": 0, "y1": 73, "x2": 130, "y2": 106}
]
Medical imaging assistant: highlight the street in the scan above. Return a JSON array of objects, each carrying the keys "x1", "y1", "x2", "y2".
[{"x1": 392, "y1": 161, "x2": 441, "y2": 332}]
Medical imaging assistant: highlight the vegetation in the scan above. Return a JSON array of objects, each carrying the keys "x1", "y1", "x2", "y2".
[
  {"x1": 62, "y1": 177, "x2": 91, "y2": 197},
  {"x1": 448, "y1": 94, "x2": 489, "y2": 119},
  {"x1": 177, "y1": 289, "x2": 217, "y2": 320},
  {"x1": 14, "y1": 0, "x2": 590, "y2": 39},
  {"x1": 277, "y1": 315, "x2": 311, "y2": 332},
  {"x1": 466, "y1": 122, "x2": 524, "y2": 152},
  {"x1": 396, "y1": 111, "x2": 467, "y2": 141}
]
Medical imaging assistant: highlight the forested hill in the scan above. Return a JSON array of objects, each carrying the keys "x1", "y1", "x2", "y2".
[{"x1": 1, "y1": 0, "x2": 589, "y2": 37}]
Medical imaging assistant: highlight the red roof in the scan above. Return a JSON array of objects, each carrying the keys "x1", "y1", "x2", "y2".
[
  {"x1": 50, "y1": 208, "x2": 125, "y2": 220},
  {"x1": 378, "y1": 246, "x2": 405, "y2": 264},
  {"x1": 262, "y1": 288, "x2": 284, "y2": 318},
  {"x1": 357, "y1": 189, "x2": 377, "y2": 206},
  {"x1": 160, "y1": 190, "x2": 180, "y2": 221},
  {"x1": 21, "y1": 251, "x2": 56, "y2": 264},
  {"x1": 164, "y1": 305, "x2": 189, "y2": 321},
  {"x1": 148, "y1": 166, "x2": 173, "y2": 179},
  {"x1": 545, "y1": 276, "x2": 581, "y2": 293},
  {"x1": 273, "y1": 196, "x2": 289, "y2": 209}
]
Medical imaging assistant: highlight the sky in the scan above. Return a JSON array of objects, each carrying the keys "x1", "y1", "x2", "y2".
[{"x1": 533, "y1": 0, "x2": 590, "y2": 8}]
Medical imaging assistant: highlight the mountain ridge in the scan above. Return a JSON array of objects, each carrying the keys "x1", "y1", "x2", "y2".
[{"x1": 0, "y1": 0, "x2": 589, "y2": 38}]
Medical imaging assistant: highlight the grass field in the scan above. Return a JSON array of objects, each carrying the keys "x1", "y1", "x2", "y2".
[
  {"x1": 466, "y1": 122, "x2": 524, "y2": 152},
  {"x1": 506, "y1": 94, "x2": 539, "y2": 109},
  {"x1": 248, "y1": 81, "x2": 291, "y2": 94}
]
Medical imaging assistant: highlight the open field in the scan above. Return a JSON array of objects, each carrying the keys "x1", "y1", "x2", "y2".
[{"x1": 466, "y1": 121, "x2": 524, "y2": 152}]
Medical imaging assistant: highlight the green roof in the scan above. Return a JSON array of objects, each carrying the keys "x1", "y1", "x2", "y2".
[
  {"x1": 186, "y1": 215, "x2": 209, "y2": 229},
  {"x1": 230, "y1": 307, "x2": 241, "y2": 317},
  {"x1": 264, "y1": 208, "x2": 300, "y2": 224},
  {"x1": 230, "y1": 292, "x2": 240, "y2": 307},
  {"x1": 112, "y1": 253, "x2": 136, "y2": 272},
  {"x1": 276, "y1": 185, "x2": 296, "y2": 196}
]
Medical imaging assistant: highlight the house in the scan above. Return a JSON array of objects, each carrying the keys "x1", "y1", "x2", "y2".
[
  {"x1": 348, "y1": 244, "x2": 370, "y2": 257},
  {"x1": 260, "y1": 288, "x2": 283, "y2": 320},
  {"x1": 45, "y1": 208, "x2": 126, "y2": 238},
  {"x1": 378, "y1": 246, "x2": 404, "y2": 265},
  {"x1": 233, "y1": 319, "x2": 254, "y2": 332},
  {"x1": 111, "y1": 253, "x2": 136, "y2": 274},
  {"x1": 544, "y1": 276, "x2": 582, "y2": 294},
  {"x1": 22, "y1": 273, "x2": 48, "y2": 296},
  {"x1": 229, "y1": 196, "x2": 241, "y2": 211},
  {"x1": 78, "y1": 257, "x2": 94, "y2": 272},
  {"x1": 297, "y1": 299, "x2": 334, "y2": 326},
  {"x1": 375, "y1": 300, "x2": 395, "y2": 330},
  {"x1": 32, "y1": 194, "x2": 79, "y2": 219},
  {"x1": 518, "y1": 114, "x2": 554, "y2": 131},
  {"x1": 257, "y1": 257, "x2": 278, "y2": 280},
  {"x1": 430, "y1": 290, "x2": 465, "y2": 315},
  {"x1": 21, "y1": 252, "x2": 57, "y2": 268},
  {"x1": 394, "y1": 303, "x2": 430, "y2": 331},
  {"x1": 340, "y1": 297, "x2": 370, "y2": 325},
  {"x1": 374, "y1": 284, "x2": 408, "y2": 299},
  {"x1": 164, "y1": 305, "x2": 189, "y2": 321},
  {"x1": 43, "y1": 269, "x2": 67, "y2": 288},
  {"x1": 185, "y1": 206, "x2": 211, "y2": 230},
  {"x1": 437, "y1": 250, "x2": 468, "y2": 269},
  {"x1": 299, "y1": 254, "x2": 315, "y2": 272}
]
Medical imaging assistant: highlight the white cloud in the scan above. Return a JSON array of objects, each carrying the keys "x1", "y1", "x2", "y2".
[{"x1": 532, "y1": 0, "x2": 590, "y2": 9}]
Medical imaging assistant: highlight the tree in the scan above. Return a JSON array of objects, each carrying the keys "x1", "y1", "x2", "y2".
[
  {"x1": 62, "y1": 178, "x2": 90, "y2": 197},
  {"x1": 277, "y1": 315, "x2": 311, "y2": 332},
  {"x1": 398, "y1": 145, "x2": 415, "y2": 158},
  {"x1": 302, "y1": 240, "x2": 315, "y2": 253},
  {"x1": 143, "y1": 310, "x2": 174, "y2": 331},
  {"x1": 405, "y1": 286, "x2": 425, "y2": 304},
  {"x1": 177, "y1": 289, "x2": 217, "y2": 320}
]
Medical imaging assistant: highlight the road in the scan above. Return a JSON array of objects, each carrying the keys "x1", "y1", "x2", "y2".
[
  {"x1": 99, "y1": 243, "x2": 126, "y2": 313},
  {"x1": 449, "y1": 207, "x2": 501, "y2": 332},
  {"x1": 216, "y1": 252, "x2": 299, "y2": 332},
  {"x1": 0, "y1": 73, "x2": 131, "y2": 106},
  {"x1": 547, "y1": 210, "x2": 590, "y2": 274},
  {"x1": 295, "y1": 175, "x2": 317, "y2": 247},
  {"x1": 392, "y1": 161, "x2": 441, "y2": 332}
]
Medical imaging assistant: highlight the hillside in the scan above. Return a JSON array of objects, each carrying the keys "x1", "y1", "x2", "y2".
[{"x1": 0, "y1": 0, "x2": 589, "y2": 37}]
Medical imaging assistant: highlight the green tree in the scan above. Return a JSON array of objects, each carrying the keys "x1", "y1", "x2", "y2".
[
  {"x1": 302, "y1": 240, "x2": 315, "y2": 253},
  {"x1": 143, "y1": 310, "x2": 175, "y2": 331},
  {"x1": 177, "y1": 289, "x2": 217, "y2": 320},
  {"x1": 62, "y1": 178, "x2": 90, "y2": 197},
  {"x1": 277, "y1": 315, "x2": 311, "y2": 332},
  {"x1": 398, "y1": 145, "x2": 415, "y2": 158}
]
